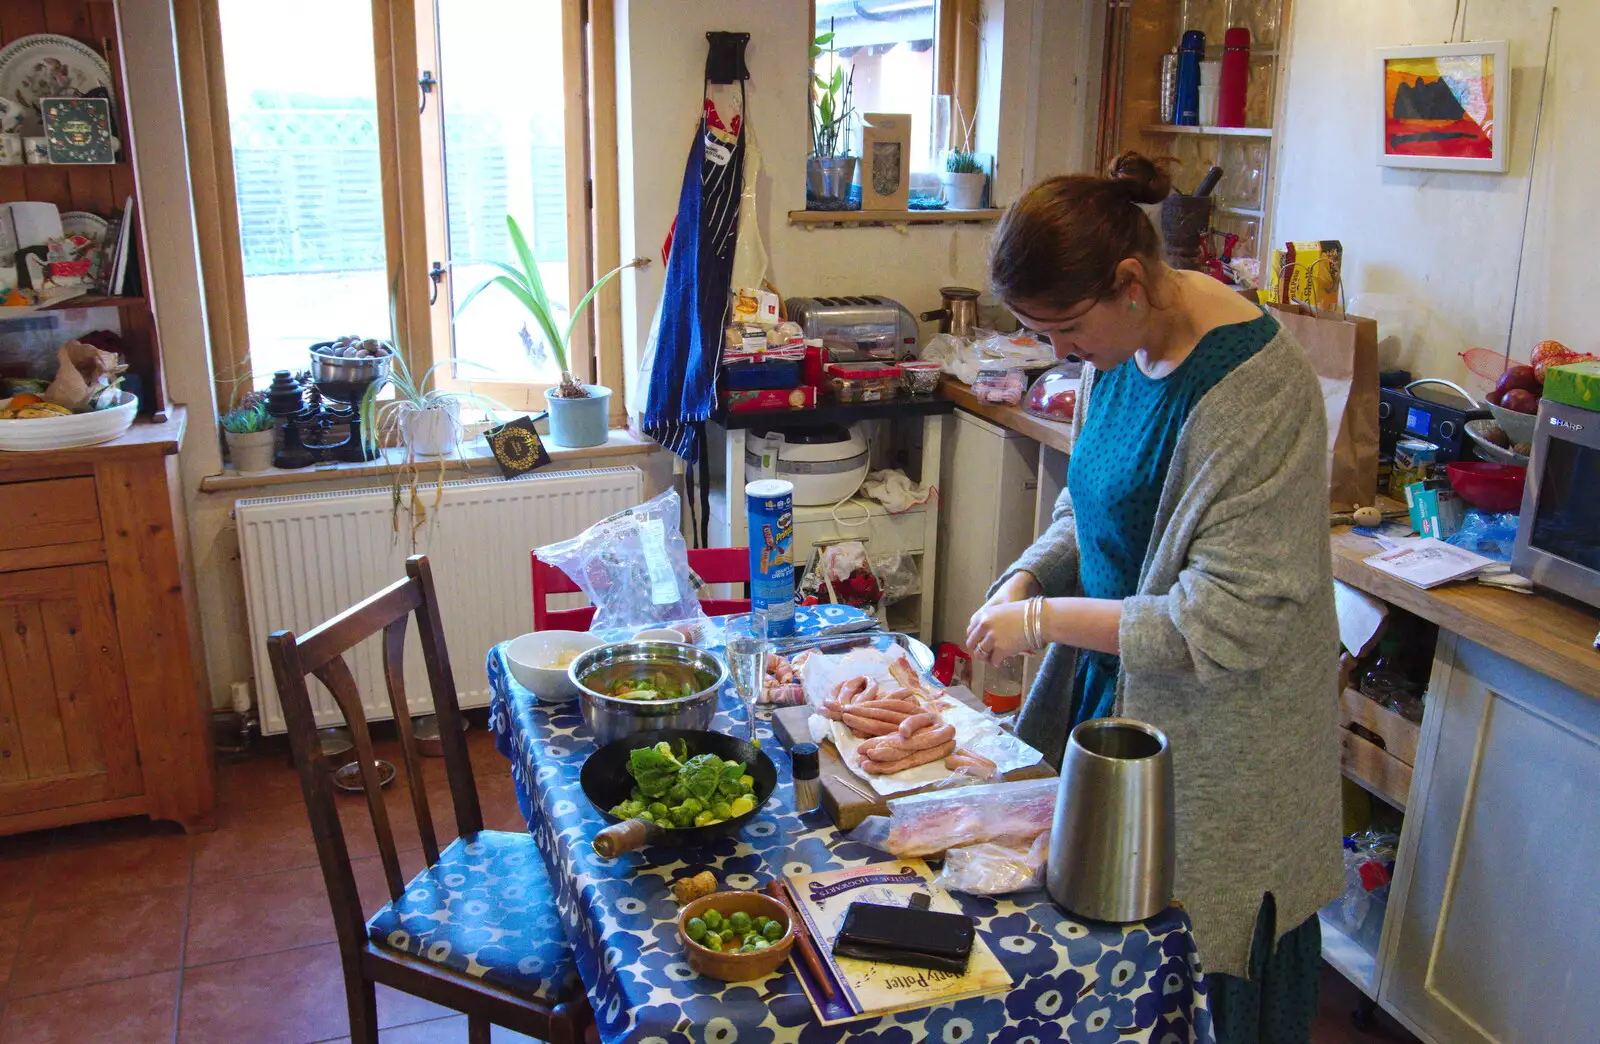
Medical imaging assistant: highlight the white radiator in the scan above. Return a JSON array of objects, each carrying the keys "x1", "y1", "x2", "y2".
[{"x1": 238, "y1": 466, "x2": 644, "y2": 734}]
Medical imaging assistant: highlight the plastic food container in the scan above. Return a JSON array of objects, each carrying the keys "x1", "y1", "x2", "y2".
[
  {"x1": 826, "y1": 363, "x2": 902, "y2": 403},
  {"x1": 1025, "y1": 362, "x2": 1081, "y2": 422}
]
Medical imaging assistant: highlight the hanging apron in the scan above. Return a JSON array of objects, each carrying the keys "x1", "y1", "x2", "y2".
[{"x1": 637, "y1": 78, "x2": 747, "y2": 466}]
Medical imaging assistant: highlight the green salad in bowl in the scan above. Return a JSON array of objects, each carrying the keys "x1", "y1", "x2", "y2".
[{"x1": 608, "y1": 740, "x2": 756, "y2": 828}]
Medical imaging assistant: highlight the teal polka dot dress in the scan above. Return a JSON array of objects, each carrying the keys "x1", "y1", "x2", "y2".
[{"x1": 1064, "y1": 310, "x2": 1279, "y2": 728}]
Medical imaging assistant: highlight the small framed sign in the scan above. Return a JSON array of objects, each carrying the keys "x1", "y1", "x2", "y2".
[
  {"x1": 484, "y1": 414, "x2": 551, "y2": 479},
  {"x1": 41, "y1": 96, "x2": 114, "y2": 165},
  {"x1": 1376, "y1": 41, "x2": 1510, "y2": 173}
]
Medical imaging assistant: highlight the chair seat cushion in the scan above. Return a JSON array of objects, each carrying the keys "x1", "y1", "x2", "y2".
[{"x1": 366, "y1": 830, "x2": 580, "y2": 1004}]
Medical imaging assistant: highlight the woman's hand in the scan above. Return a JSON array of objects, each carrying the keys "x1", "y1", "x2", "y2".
[
  {"x1": 982, "y1": 570, "x2": 1040, "y2": 610},
  {"x1": 967, "y1": 600, "x2": 1034, "y2": 665}
]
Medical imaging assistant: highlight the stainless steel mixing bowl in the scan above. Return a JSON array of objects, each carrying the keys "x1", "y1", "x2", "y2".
[{"x1": 569, "y1": 641, "x2": 727, "y2": 745}]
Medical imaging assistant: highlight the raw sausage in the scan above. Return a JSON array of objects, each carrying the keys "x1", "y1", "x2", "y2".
[
  {"x1": 897, "y1": 712, "x2": 941, "y2": 739},
  {"x1": 853, "y1": 698, "x2": 921, "y2": 715},
  {"x1": 862, "y1": 740, "x2": 957, "y2": 775},
  {"x1": 944, "y1": 747, "x2": 997, "y2": 774},
  {"x1": 863, "y1": 724, "x2": 955, "y2": 760},
  {"x1": 847, "y1": 705, "x2": 912, "y2": 725},
  {"x1": 841, "y1": 712, "x2": 898, "y2": 737},
  {"x1": 821, "y1": 700, "x2": 844, "y2": 720}
]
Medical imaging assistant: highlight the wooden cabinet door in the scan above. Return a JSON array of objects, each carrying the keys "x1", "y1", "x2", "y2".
[
  {"x1": 0, "y1": 564, "x2": 142, "y2": 816},
  {"x1": 1381, "y1": 634, "x2": 1600, "y2": 1043}
]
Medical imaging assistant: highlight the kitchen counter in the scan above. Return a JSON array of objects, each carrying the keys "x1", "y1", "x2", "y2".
[
  {"x1": 1330, "y1": 524, "x2": 1600, "y2": 702},
  {"x1": 938, "y1": 377, "x2": 1075, "y2": 455}
]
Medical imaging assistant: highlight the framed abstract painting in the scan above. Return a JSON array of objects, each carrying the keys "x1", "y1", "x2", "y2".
[{"x1": 1377, "y1": 41, "x2": 1510, "y2": 172}]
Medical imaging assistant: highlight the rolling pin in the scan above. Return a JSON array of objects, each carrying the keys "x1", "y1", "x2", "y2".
[{"x1": 591, "y1": 818, "x2": 662, "y2": 858}]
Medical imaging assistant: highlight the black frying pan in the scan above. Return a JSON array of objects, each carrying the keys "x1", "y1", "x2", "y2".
[{"x1": 582, "y1": 728, "x2": 778, "y2": 857}]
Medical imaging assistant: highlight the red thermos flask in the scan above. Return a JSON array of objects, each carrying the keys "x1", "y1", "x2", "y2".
[{"x1": 1218, "y1": 27, "x2": 1251, "y2": 127}]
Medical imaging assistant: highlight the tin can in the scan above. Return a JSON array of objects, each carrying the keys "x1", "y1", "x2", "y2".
[
  {"x1": 1160, "y1": 50, "x2": 1180, "y2": 123},
  {"x1": 745, "y1": 478, "x2": 796, "y2": 637},
  {"x1": 1391, "y1": 437, "x2": 1439, "y2": 496}
]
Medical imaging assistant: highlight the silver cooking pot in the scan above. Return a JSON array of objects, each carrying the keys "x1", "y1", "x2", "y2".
[
  {"x1": 1046, "y1": 718, "x2": 1175, "y2": 923},
  {"x1": 569, "y1": 641, "x2": 727, "y2": 745}
]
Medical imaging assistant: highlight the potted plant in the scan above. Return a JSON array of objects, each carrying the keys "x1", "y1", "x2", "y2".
[
  {"x1": 359, "y1": 349, "x2": 503, "y2": 459},
  {"x1": 221, "y1": 395, "x2": 275, "y2": 472},
  {"x1": 457, "y1": 215, "x2": 647, "y2": 449},
  {"x1": 941, "y1": 102, "x2": 986, "y2": 209},
  {"x1": 807, "y1": 20, "x2": 857, "y2": 209}
]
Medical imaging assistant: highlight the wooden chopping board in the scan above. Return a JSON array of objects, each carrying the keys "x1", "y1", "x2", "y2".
[{"x1": 773, "y1": 686, "x2": 1055, "y2": 830}]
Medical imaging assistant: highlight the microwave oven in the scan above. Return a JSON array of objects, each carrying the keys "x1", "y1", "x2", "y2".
[{"x1": 1512, "y1": 398, "x2": 1600, "y2": 609}]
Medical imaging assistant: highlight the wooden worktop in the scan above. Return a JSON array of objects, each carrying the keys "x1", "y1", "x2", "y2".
[
  {"x1": 1332, "y1": 525, "x2": 1600, "y2": 702},
  {"x1": 938, "y1": 377, "x2": 1075, "y2": 455},
  {"x1": 0, "y1": 407, "x2": 186, "y2": 471}
]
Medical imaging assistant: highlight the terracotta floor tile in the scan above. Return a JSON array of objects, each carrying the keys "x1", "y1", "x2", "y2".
[
  {"x1": 0, "y1": 915, "x2": 23, "y2": 997},
  {"x1": 177, "y1": 942, "x2": 451, "y2": 1044},
  {"x1": 216, "y1": 749, "x2": 304, "y2": 814},
  {"x1": 186, "y1": 864, "x2": 333, "y2": 967},
  {"x1": 0, "y1": 830, "x2": 52, "y2": 919},
  {"x1": 0, "y1": 970, "x2": 177, "y2": 1044},
  {"x1": 323, "y1": 1014, "x2": 539, "y2": 1042},
  {"x1": 192, "y1": 798, "x2": 320, "y2": 884},
  {"x1": 9, "y1": 889, "x2": 186, "y2": 997},
  {"x1": 38, "y1": 818, "x2": 193, "y2": 910}
]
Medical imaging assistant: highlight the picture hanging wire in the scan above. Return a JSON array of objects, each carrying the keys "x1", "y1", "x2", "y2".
[{"x1": 1501, "y1": 7, "x2": 1559, "y2": 370}]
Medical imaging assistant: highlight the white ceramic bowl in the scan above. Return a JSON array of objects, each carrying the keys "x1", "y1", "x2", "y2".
[
  {"x1": 506, "y1": 630, "x2": 605, "y2": 702},
  {"x1": 633, "y1": 627, "x2": 687, "y2": 643},
  {"x1": 0, "y1": 392, "x2": 137, "y2": 451},
  {"x1": 1486, "y1": 402, "x2": 1538, "y2": 447}
]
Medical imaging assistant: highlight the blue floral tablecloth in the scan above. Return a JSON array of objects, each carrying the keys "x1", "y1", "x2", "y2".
[{"x1": 488, "y1": 605, "x2": 1214, "y2": 1044}]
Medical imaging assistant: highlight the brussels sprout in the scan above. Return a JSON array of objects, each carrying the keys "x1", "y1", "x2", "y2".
[
  {"x1": 648, "y1": 802, "x2": 670, "y2": 820},
  {"x1": 762, "y1": 919, "x2": 784, "y2": 941},
  {"x1": 751, "y1": 916, "x2": 770, "y2": 935},
  {"x1": 685, "y1": 917, "x2": 707, "y2": 942},
  {"x1": 701, "y1": 932, "x2": 723, "y2": 952},
  {"x1": 679, "y1": 797, "x2": 704, "y2": 816},
  {"x1": 702, "y1": 908, "x2": 724, "y2": 930},
  {"x1": 669, "y1": 806, "x2": 696, "y2": 829},
  {"x1": 636, "y1": 809, "x2": 654, "y2": 823},
  {"x1": 693, "y1": 811, "x2": 717, "y2": 828},
  {"x1": 728, "y1": 796, "x2": 755, "y2": 818},
  {"x1": 738, "y1": 774, "x2": 755, "y2": 790},
  {"x1": 728, "y1": 911, "x2": 751, "y2": 934},
  {"x1": 711, "y1": 802, "x2": 733, "y2": 820},
  {"x1": 750, "y1": 937, "x2": 771, "y2": 951}
]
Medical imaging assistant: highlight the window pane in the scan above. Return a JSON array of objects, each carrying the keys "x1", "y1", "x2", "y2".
[
  {"x1": 438, "y1": 0, "x2": 569, "y2": 384},
  {"x1": 218, "y1": 0, "x2": 391, "y2": 389},
  {"x1": 816, "y1": 0, "x2": 937, "y2": 172}
]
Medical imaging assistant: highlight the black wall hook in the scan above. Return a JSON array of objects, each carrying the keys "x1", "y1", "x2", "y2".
[{"x1": 705, "y1": 32, "x2": 750, "y2": 84}]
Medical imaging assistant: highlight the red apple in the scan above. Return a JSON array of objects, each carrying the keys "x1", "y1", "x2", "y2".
[
  {"x1": 1493, "y1": 364, "x2": 1541, "y2": 398},
  {"x1": 1486, "y1": 387, "x2": 1506, "y2": 406},
  {"x1": 1501, "y1": 388, "x2": 1539, "y2": 415}
]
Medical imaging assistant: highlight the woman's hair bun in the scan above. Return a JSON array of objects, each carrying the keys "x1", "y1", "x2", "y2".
[{"x1": 1108, "y1": 151, "x2": 1172, "y2": 205}]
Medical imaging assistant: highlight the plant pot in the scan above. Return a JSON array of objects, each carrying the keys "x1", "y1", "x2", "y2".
[
  {"x1": 225, "y1": 427, "x2": 276, "y2": 472},
  {"x1": 400, "y1": 404, "x2": 462, "y2": 457},
  {"x1": 942, "y1": 170, "x2": 986, "y2": 210},
  {"x1": 806, "y1": 155, "x2": 858, "y2": 209},
  {"x1": 545, "y1": 385, "x2": 612, "y2": 449}
]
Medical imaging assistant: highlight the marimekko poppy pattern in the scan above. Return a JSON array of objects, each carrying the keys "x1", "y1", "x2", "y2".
[
  {"x1": 487, "y1": 604, "x2": 1214, "y2": 1042},
  {"x1": 365, "y1": 830, "x2": 581, "y2": 1003}
]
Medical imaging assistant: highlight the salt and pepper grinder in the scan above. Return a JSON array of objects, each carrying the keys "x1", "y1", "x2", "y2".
[
  {"x1": 1218, "y1": 27, "x2": 1252, "y2": 127},
  {"x1": 1175, "y1": 30, "x2": 1206, "y2": 126},
  {"x1": 791, "y1": 742, "x2": 820, "y2": 814},
  {"x1": 1160, "y1": 49, "x2": 1180, "y2": 124}
]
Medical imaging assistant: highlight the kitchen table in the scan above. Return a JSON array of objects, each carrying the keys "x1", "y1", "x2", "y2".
[{"x1": 488, "y1": 606, "x2": 1214, "y2": 1044}]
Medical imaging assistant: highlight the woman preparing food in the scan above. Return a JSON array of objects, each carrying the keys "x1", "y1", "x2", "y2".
[{"x1": 966, "y1": 153, "x2": 1342, "y2": 1043}]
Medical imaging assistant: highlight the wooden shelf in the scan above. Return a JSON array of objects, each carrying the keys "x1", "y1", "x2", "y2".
[
  {"x1": 43, "y1": 294, "x2": 147, "y2": 311},
  {"x1": 1216, "y1": 205, "x2": 1264, "y2": 218},
  {"x1": 1142, "y1": 124, "x2": 1273, "y2": 138},
  {"x1": 788, "y1": 208, "x2": 1003, "y2": 227}
]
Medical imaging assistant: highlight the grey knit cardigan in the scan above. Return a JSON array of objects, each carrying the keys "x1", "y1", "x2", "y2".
[{"x1": 998, "y1": 327, "x2": 1344, "y2": 978}]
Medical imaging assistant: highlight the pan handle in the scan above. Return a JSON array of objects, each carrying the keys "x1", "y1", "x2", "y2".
[{"x1": 593, "y1": 818, "x2": 663, "y2": 858}]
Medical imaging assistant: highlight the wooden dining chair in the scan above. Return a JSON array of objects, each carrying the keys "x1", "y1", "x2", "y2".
[
  {"x1": 267, "y1": 555, "x2": 592, "y2": 1044},
  {"x1": 530, "y1": 545, "x2": 752, "y2": 630}
]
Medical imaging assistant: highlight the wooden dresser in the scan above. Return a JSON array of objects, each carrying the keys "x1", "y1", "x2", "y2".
[{"x1": 0, "y1": 409, "x2": 213, "y2": 835}]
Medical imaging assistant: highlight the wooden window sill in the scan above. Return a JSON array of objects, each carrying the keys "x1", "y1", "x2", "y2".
[
  {"x1": 787, "y1": 208, "x2": 1003, "y2": 228},
  {"x1": 198, "y1": 428, "x2": 659, "y2": 494}
]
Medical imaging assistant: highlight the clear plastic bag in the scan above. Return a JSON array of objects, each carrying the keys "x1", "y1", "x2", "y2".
[
  {"x1": 1326, "y1": 830, "x2": 1397, "y2": 951},
  {"x1": 846, "y1": 777, "x2": 1057, "y2": 857},
  {"x1": 933, "y1": 832, "x2": 1051, "y2": 895},
  {"x1": 871, "y1": 552, "x2": 921, "y2": 605},
  {"x1": 533, "y1": 488, "x2": 711, "y2": 634},
  {"x1": 1446, "y1": 510, "x2": 1520, "y2": 563}
]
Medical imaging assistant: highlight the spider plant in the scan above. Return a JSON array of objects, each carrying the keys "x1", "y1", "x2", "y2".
[
  {"x1": 357, "y1": 348, "x2": 505, "y2": 460},
  {"x1": 456, "y1": 215, "x2": 648, "y2": 400}
]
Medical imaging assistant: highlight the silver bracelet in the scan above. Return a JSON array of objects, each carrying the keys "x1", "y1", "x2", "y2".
[{"x1": 1025, "y1": 596, "x2": 1042, "y2": 651}]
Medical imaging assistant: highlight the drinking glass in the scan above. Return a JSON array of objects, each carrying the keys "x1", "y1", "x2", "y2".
[{"x1": 724, "y1": 611, "x2": 768, "y2": 742}]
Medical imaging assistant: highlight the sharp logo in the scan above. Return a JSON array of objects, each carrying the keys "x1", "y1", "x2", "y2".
[{"x1": 1549, "y1": 417, "x2": 1586, "y2": 432}]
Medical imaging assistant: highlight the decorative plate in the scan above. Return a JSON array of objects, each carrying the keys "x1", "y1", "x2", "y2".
[
  {"x1": 60, "y1": 211, "x2": 109, "y2": 245},
  {"x1": 0, "y1": 34, "x2": 113, "y2": 129}
]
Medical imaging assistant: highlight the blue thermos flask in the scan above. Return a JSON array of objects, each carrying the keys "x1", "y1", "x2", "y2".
[{"x1": 1176, "y1": 31, "x2": 1205, "y2": 126}]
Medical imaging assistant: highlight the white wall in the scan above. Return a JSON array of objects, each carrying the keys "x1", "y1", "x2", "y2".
[
  {"x1": 1272, "y1": 1, "x2": 1591, "y2": 384},
  {"x1": 614, "y1": 0, "x2": 1101, "y2": 380}
]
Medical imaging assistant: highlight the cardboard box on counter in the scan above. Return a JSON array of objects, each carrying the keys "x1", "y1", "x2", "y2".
[
  {"x1": 724, "y1": 386, "x2": 818, "y2": 413},
  {"x1": 859, "y1": 113, "x2": 911, "y2": 210},
  {"x1": 1406, "y1": 481, "x2": 1465, "y2": 541}
]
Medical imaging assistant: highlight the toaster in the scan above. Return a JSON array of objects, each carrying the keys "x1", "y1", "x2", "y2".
[{"x1": 785, "y1": 295, "x2": 920, "y2": 362}]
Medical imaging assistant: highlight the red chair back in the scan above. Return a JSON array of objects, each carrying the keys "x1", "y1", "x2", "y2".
[{"x1": 531, "y1": 547, "x2": 752, "y2": 631}]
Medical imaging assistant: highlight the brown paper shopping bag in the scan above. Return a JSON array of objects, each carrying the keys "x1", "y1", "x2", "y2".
[{"x1": 1267, "y1": 302, "x2": 1379, "y2": 510}]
